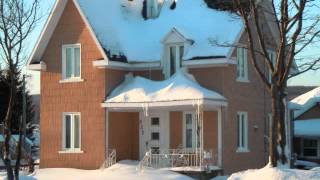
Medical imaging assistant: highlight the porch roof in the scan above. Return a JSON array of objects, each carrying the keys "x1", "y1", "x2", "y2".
[{"x1": 103, "y1": 70, "x2": 227, "y2": 110}]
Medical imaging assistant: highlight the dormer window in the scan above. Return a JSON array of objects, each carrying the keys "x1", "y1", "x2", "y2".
[
  {"x1": 162, "y1": 28, "x2": 190, "y2": 79},
  {"x1": 169, "y1": 45, "x2": 184, "y2": 76}
]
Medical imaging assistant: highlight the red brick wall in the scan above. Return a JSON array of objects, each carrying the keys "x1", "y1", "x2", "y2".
[
  {"x1": 40, "y1": 0, "x2": 106, "y2": 169},
  {"x1": 108, "y1": 112, "x2": 139, "y2": 161}
]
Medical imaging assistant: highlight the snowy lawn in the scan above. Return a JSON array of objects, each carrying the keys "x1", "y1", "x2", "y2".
[
  {"x1": 229, "y1": 165, "x2": 320, "y2": 180},
  {"x1": 6, "y1": 160, "x2": 193, "y2": 180}
]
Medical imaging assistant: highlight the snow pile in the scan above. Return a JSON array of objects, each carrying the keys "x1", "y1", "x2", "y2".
[
  {"x1": 16, "y1": 160, "x2": 193, "y2": 180},
  {"x1": 228, "y1": 165, "x2": 320, "y2": 180},
  {"x1": 295, "y1": 160, "x2": 319, "y2": 170},
  {"x1": 106, "y1": 69, "x2": 226, "y2": 104},
  {"x1": 77, "y1": 0, "x2": 242, "y2": 62},
  {"x1": 294, "y1": 119, "x2": 320, "y2": 137},
  {"x1": 291, "y1": 87, "x2": 320, "y2": 118}
]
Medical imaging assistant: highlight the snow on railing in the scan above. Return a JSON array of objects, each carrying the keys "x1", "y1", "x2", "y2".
[
  {"x1": 105, "y1": 149, "x2": 117, "y2": 168},
  {"x1": 138, "y1": 148, "x2": 217, "y2": 171}
]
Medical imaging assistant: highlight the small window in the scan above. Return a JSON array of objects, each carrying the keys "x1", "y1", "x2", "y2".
[
  {"x1": 267, "y1": 50, "x2": 276, "y2": 83},
  {"x1": 236, "y1": 47, "x2": 248, "y2": 82},
  {"x1": 63, "y1": 113, "x2": 81, "y2": 151},
  {"x1": 302, "y1": 139, "x2": 318, "y2": 157},
  {"x1": 62, "y1": 44, "x2": 81, "y2": 80},
  {"x1": 167, "y1": 45, "x2": 184, "y2": 78},
  {"x1": 237, "y1": 112, "x2": 248, "y2": 151},
  {"x1": 151, "y1": 132, "x2": 160, "y2": 140},
  {"x1": 151, "y1": 117, "x2": 160, "y2": 126}
]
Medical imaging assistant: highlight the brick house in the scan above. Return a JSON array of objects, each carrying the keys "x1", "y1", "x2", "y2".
[
  {"x1": 27, "y1": 0, "x2": 279, "y2": 174},
  {"x1": 291, "y1": 87, "x2": 320, "y2": 165}
]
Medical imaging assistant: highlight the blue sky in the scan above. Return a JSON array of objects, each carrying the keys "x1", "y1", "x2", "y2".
[{"x1": 25, "y1": 0, "x2": 320, "y2": 94}]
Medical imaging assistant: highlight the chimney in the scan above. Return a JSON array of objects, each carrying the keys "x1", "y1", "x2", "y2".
[{"x1": 147, "y1": 0, "x2": 159, "y2": 18}]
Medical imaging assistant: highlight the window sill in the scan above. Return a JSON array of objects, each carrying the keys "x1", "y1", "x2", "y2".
[
  {"x1": 236, "y1": 78, "x2": 250, "y2": 83},
  {"x1": 59, "y1": 78, "x2": 84, "y2": 84},
  {"x1": 58, "y1": 150, "x2": 84, "y2": 154},
  {"x1": 236, "y1": 148, "x2": 250, "y2": 153}
]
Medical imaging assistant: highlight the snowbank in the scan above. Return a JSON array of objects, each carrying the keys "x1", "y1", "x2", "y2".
[
  {"x1": 106, "y1": 69, "x2": 226, "y2": 105},
  {"x1": 77, "y1": 0, "x2": 242, "y2": 62},
  {"x1": 15, "y1": 161, "x2": 193, "y2": 180},
  {"x1": 295, "y1": 160, "x2": 319, "y2": 169},
  {"x1": 228, "y1": 166, "x2": 320, "y2": 180},
  {"x1": 294, "y1": 119, "x2": 320, "y2": 137}
]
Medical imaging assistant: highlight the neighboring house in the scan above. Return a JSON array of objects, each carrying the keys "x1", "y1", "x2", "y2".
[
  {"x1": 291, "y1": 87, "x2": 320, "y2": 164},
  {"x1": 288, "y1": 86, "x2": 317, "y2": 101},
  {"x1": 27, "y1": 0, "x2": 279, "y2": 174}
]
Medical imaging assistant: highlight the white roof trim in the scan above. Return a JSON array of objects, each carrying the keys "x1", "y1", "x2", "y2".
[
  {"x1": 93, "y1": 59, "x2": 161, "y2": 70},
  {"x1": 93, "y1": 58, "x2": 235, "y2": 70},
  {"x1": 102, "y1": 99, "x2": 228, "y2": 110},
  {"x1": 28, "y1": 62, "x2": 47, "y2": 71},
  {"x1": 182, "y1": 58, "x2": 236, "y2": 68},
  {"x1": 161, "y1": 27, "x2": 191, "y2": 44},
  {"x1": 27, "y1": 0, "x2": 109, "y2": 68}
]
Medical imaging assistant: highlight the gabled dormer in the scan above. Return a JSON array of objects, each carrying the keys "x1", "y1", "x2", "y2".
[{"x1": 161, "y1": 28, "x2": 193, "y2": 79}]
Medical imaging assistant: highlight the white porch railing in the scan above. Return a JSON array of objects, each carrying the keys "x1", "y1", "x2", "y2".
[
  {"x1": 138, "y1": 148, "x2": 217, "y2": 171},
  {"x1": 104, "y1": 149, "x2": 117, "y2": 168}
]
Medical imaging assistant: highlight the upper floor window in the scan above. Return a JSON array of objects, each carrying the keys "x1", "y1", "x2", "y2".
[
  {"x1": 62, "y1": 44, "x2": 81, "y2": 80},
  {"x1": 302, "y1": 139, "x2": 318, "y2": 158},
  {"x1": 168, "y1": 44, "x2": 184, "y2": 77},
  {"x1": 267, "y1": 50, "x2": 276, "y2": 83},
  {"x1": 236, "y1": 47, "x2": 248, "y2": 82},
  {"x1": 62, "y1": 113, "x2": 81, "y2": 152},
  {"x1": 237, "y1": 111, "x2": 249, "y2": 152}
]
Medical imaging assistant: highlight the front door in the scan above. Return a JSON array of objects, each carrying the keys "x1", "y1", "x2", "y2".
[{"x1": 139, "y1": 112, "x2": 169, "y2": 159}]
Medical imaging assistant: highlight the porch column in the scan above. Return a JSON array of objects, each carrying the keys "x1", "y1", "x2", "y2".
[{"x1": 218, "y1": 107, "x2": 222, "y2": 167}]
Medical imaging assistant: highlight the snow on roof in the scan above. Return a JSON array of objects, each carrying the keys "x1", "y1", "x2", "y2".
[
  {"x1": 291, "y1": 87, "x2": 320, "y2": 118},
  {"x1": 294, "y1": 119, "x2": 320, "y2": 137},
  {"x1": 106, "y1": 69, "x2": 226, "y2": 105},
  {"x1": 76, "y1": 0, "x2": 242, "y2": 62}
]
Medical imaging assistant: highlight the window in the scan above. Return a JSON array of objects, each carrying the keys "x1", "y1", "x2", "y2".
[
  {"x1": 236, "y1": 47, "x2": 248, "y2": 82},
  {"x1": 167, "y1": 45, "x2": 184, "y2": 77},
  {"x1": 62, "y1": 44, "x2": 81, "y2": 80},
  {"x1": 267, "y1": 50, "x2": 276, "y2": 83},
  {"x1": 62, "y1": 113, "x2": 81, "y2": 151},
  {"x1": 237, "y1": 112, "x2": 248, "y2": 152},
  {"x1": 302, "y1": 139, "x2": 318, "y2": 157},
  {"x1": 151, "y1": 117, "x2": 160, "y2": 126},
  {"x1": 151, "y1": 132, "x2": 160, "y2": 140},
  {"x1": 183, "y1": 112, "x2": 197, "y2": 149}
]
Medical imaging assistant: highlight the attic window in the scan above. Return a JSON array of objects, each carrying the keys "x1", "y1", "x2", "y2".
[
  {"x1": 168, "y1": 45, "x2": 184, "y2": 77},
  {"x1": 142, "y1": 0, "x2": 160, "y2": 19}
]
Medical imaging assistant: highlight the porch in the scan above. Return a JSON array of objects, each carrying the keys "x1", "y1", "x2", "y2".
[{"x1": 103, "y1": 70, "x2": 226, "y2": 172}]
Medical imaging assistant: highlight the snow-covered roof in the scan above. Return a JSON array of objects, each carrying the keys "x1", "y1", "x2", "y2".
[
  {"x1": 294, "y1": 119, "x2": 320, "y2": 137},
  {"x1": 76, "y1": 0, "x2": 243, "y2": 62},
  {"x1": 291, "y1": 87, "x2": 320, "y2": 118},
  {"x1": 105, "y1": 69, "x2": 227, "y2": 108}
]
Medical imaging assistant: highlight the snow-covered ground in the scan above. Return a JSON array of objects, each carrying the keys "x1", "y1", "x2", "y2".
[
  {"x1": 4, "y1": 161, "x2": 193, "y2": 180},
  {"x1": 228, "y1": 165, "x2": 320, "y2": 180}
]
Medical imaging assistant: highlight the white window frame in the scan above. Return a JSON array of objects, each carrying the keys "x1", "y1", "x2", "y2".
[
  {"x1": 60, "y1": 112, "x2": 82, "y2": 153},
  {"x1": 236, "y1": 111, "x2": 249, "y2": 152},
  {"x1": 182, "y1": 111, "x2": 197, "y2": 149},
  {"x1": 267, "y1": 50, "x2": 276, "y2": 83},
  {"x1": 165, "y1": 43, "x2": 184, "y2": 79},
  {"x1": 300, "y1": 138, "x2": 320, "y2": 159},
  {"x1": 61, "y1": 44, "x2": 83, "y2": 83},
  {"x1": 236, "y1": 47, "x2": 249, "y2": 82}
]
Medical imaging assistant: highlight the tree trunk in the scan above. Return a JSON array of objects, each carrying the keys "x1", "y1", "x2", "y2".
[
  {"x1": 14, "y1": 117, "x2": 23, "y2": 180},
  {"x1": 270, "y1": 84, "x2": 287, "y2": 167},
  {"x1": 3, "y1": 71, "x2": 16, "y2": 180}
]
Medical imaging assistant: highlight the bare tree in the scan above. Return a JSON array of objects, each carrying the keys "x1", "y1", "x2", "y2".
[
  {"x1": 231, "y1": 0, "x2": 320, "y2": 167},
  {"x1": 0, "y1": 0, "x2": 39, "y2": 179}
]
